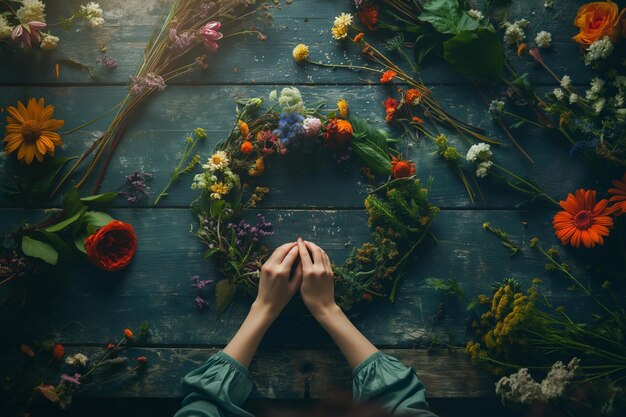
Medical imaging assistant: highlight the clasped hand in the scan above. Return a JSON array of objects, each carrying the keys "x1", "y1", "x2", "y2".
[{"x1": 253, "y1": 238, "x2": 335, "y2": 320}]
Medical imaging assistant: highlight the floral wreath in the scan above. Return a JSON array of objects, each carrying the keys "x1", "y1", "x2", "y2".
[{"x1": 190, "y1": 88, "x2": 439, "y2": 314}]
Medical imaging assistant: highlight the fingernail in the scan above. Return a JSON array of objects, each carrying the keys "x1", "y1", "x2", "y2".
[{"x1": 297, "y1": 237, "x2": 303, "y2": 243}]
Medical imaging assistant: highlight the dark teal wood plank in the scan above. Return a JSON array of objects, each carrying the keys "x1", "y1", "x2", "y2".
[
  {"x1": 0, "y1": 347, "x2": 493, "y2": 400},
  {"x1": 1, "y1": 207, "x2": 617, "y2": 347},
  {"x1": 0, "y1": 85, "x2": 592, "y2": 210},
  {"x1": 0, "y1": 0, "x2": 594, "y2": 85}
]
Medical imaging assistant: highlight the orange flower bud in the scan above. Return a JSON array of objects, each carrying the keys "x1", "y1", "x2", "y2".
[
  {"x1": 123, "y1": 328, "x2": 134, "y2": 339},
  {"x1": 52, "y1": 343, "x2": 64, "y2": 361}
]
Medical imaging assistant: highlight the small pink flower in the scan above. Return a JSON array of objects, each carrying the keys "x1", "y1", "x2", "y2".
[
  {"x1": 11, "y1": 21, "x2": 47, "y2": 49},
  {"x1": 200, "y1": 21, "x2": 223, "y2": 52}
]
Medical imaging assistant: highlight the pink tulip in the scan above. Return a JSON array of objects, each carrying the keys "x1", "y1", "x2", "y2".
[
  {"x1": 200, "y1": 21, "x2": 223, "y2": 52},
  {"x1": 11, "y1": 21, "x2": 47, "y2": 48}
]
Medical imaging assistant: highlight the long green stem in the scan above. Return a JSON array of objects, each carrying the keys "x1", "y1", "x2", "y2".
[{"x1": 492, "y1": 162, "x2": 559, "y2": 206}]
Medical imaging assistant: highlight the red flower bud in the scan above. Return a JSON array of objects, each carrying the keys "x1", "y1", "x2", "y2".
[{"x1": 52, "y1": 343, "x2": 64, "y2": 360}]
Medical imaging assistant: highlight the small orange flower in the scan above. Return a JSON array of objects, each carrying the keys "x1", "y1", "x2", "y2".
[
  {"x1": 573, "y1": 1, "x2": 624, "y2": 46},
  {"x1": 384, "y1": 98, "x2": 398, "y2": 123},
  {"x1": 357, "y1": 4, "x2": 379, "y2": 30},
  {"x1": 238, "y1": 121, "x2": 250, "y2": 138},
  {"x1": 412, "y1": 116, "x2": 423, "y2": 124},
  {"x1": 353, "y1": 32, "x2": 364, "y2": 42},
  {"x1": 608, "y1": 173, "x2": 626, "y2": 216},
  {"x1": 52, "y1": 343, "x2": 64, "y2": 360},
  {"x1": 123, "y1": 328, "x2": 134, "y2": 339},
  {"x1": 107, "y1": 343, "x2": 115, "y2": 350},
  {"x1": 553, "y1": 189, "x2": 614, "y2": 248},
  {"x1": 405, "y1": 89, "x2": 422, "y2": 105},
  {"x1": 240, "y1": 141, "x2": 253, "y2": 154},
  {"x1": 335, "y1": 119, "x2": 353, "y2": 142},
  {"x1": 380, "y1": 70, "x2": 397, "y2": 84},
  {"x1": 517, "y1": 43, "x2": 526, "y2": 56},
  {"x1": 136, "y1": 356, "x2": 148, "y2": 363},
  {"x1": 391, "y1": 156, "x2": 416, "y2": 178},
  {"x1": 249, "y1": 157, "x2": 265, "y2": 177}
]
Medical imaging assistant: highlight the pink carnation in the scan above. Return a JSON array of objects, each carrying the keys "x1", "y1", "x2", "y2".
[
  {"x1": 302, "y1": 117, "x2": 322, "y2": 137},
  {"x1": 200, "y1": 21, "x2": 223, "y2": 52},
  {"x1": 11, "y1": 21, "x2": 47, "y2": 48}
]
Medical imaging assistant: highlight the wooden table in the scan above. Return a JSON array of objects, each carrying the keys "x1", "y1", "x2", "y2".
[{"x1": 0, "y1": 0, "x2": 615, "y2": 415}]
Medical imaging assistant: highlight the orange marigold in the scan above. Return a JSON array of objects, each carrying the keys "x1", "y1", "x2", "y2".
[
  {"x1": 249, "y1": 156, "x2": 265, "y2": 177},
  {"x1": 241, "y1": 141, "x2": 253, "y2": 154},
  {"x1": 384, "y1": 98, "x2": 398, "y2": 123},
  {"x1": 553, "y1": 189, "x2": 614, "y2": 248},
  {"x1": 123, "y1": 328, "x2": 134, "y2": 339},
  {"x1": 238, "y1": 121, "x2": 250, "y2": 138},
  {"x1": 380, "y1": 70, "x2": 397, "y2": 84},
  {"x1": 357, "y1": 4, "x2": 379, "y2": 30},
  {"x1": 608, "y1": 173, "x2": 626, "y2": 216},
  {"x1": 405, "y1": 89, "x2": 422, "y2": 105},
  {"x1": 391, "y1": 156, "x2": 416, "y2": 178}
]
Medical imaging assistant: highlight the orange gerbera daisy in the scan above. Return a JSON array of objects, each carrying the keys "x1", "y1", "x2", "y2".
[
  {"x1": 608, "y1": 173, "x2": 626, "y2": 216},
  {"x1": 4, "y1": 98, "x2": 64, "y2": 165},
  {"x1": 391, "y1": 156, "x2": 416, "y2": 178},
  {"x1": 552, "y1": 189, "x2": 614, "y2": 248}
]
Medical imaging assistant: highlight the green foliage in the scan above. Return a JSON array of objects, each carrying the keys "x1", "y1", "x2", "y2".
[
  {"x1": 419, "y1": 0, "x2": 479, "y2": 35},
  {"x1": 443, "y1": 28, "x2": 504, "y2": 82},
  {"x1": 4, "y1": 157, "x2": 77, "y2": 204},
  {"x1": 426, "y1": 277, "x2": 466, "y2": 300},
  {"x1": 215, "y1": 279, "x2": 237, "y2": 316},
  {"x1": 351, "y1": 117, "x2": 394, "y2": 175}
]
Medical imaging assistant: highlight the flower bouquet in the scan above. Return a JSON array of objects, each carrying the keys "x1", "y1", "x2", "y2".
[{"x1": 51, "y1": 0, "x2": 262, "y2": 196}]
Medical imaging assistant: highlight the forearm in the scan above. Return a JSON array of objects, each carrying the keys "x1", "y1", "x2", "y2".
[
  {"x1": 223, "y1": 302, "x2": 275, "y2": 368},
  {"x1": 316, "y1": 304, "x2": 378, "y2": 369}
]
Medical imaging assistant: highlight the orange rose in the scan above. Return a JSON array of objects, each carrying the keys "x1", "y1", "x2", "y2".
[
  {"x1": 572, "y1": 1, "x2": 625, "y2": 46},
  {"x1": 84, "y1": 220, "x2": 137, "y2": 272}
]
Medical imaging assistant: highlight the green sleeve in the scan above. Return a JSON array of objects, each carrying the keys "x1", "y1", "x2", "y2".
[
  {"x1": 353, "y1": 351, "x2": 438, "y2": 417},
  {"x1": 174, "y1": 351, "x2": 254, "y2": 417}
]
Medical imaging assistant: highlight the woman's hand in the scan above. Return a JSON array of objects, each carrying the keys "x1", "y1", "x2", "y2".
[
  {"x1": 253, "y1": 242, "x2": 302, "y2": 320},
  {"x1": 297, "y1": 238, "x2": 338, "y2": 319}
]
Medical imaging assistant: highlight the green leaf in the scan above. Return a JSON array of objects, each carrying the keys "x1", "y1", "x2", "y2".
[
  {"x1": 36, "y1": 231, "x2": 75, "y2": 260},
  {"x1": 443, "y1": 28, "x2": 503, "y2": 82},
  {"x1": 215, "y1": 279, "x2": 237, "y2": 316},
  {"x1": 351, "y1": 140, "x2": 392, "y2": 175},
  {"x1": 350, "y1": 117, "x2": 390, "y2": 153},
  {"x1": 419, "y1": 0, "x2": 479, "y2": 35},
  {"x1": 80, "y1": 192, "x2": 118, "y2": 203},
  {"x1": 83, "y1": 211, "x2": 114, "y2": 228},
  {"x1": 74, "y1": 235, "x2": 87, "y2": 254},
  {"x1": 4, "y1": 157, "x2": 77, "y2": 204},
  {"x1": 44, "y1": 208, "x2": 85, "y2": 233},
  {"x1": 22, "y1": 236, "x2": 58, "y2": 265},
  {"x1": 62, "y1": 189, "x2": 85, "y2": 217}
]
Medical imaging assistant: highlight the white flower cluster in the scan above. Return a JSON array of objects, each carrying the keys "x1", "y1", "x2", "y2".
[
  {"x1": 468, "y1": 9, "x2": 484, "y2": 21},
  {"x1": 560, "y1": 75, "x2": 572, "y2": 89},
  {"x1": 40, "y1": 33, "x2": 59, "y2": 51},
  {"x1": 503, "y1": 19, "x2": 530, "y2": 45},
  {"x1": 534, "y1": 31, "x2": 552, "y2": 49},
  {"x1": 553, "y1": 88, "x2": 565, "y2": 101},
  {"x1": 269, "y1": 87, "x2": 305, "y2": 114},
  {"x1": 16, "y1": 0, "x2": 46, "y2": 23},
  {"x1": 193, "y1": 151, "x2": 240, "y2": 200},
  {"x1": 586, "y1": 77, "x2": 606, "y2": 114},
  {"x1": 495, "y1": 358, "x2": 580, "y2": 405},
  {"x1": 466, "y1": 142, "x2": 493, "y2": 178},
  {"x1": 80, "y1": 2, "x2": 105, "y2": 29},
  {"x1": 584, "y1": 36, "x2": 614, "y2": 65},
  {"x1": 65, "y1": 353, "x2": 89, "y2": 367},
  {"x1": 544, "y1": 0, "x2": 554, "y2": 8},
  {"x1": 0, "y1": 15, "x2": 12, "y2": 40}
]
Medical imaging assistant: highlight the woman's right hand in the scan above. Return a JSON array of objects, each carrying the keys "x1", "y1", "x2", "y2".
[{"x1": 297, "y1": 238, "x2": 338, "y2": 319}]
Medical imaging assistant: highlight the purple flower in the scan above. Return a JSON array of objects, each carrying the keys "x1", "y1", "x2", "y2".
[
  {"x1": 194, "y1": 296, "x2": 210, "y2": 311},
  {"x1": 200, "y1": 21, "x2": 223, "y2": 52},
  {"x1": 274, "y1": 113, "x2": 304, "y2": 144},
  {"x1": 129, "y1": 73, "x2": 166, "y2": 96},
  {"x1": 60, "y1": 373, "x2": 81, "y2": 388},
  {"x1": 97, "y1": 55, "x2": 118, "y2": 70},
  {"x1": 169, "y1": 27, "x2": 196, "y2": 51},
  {"x1": 119, "y1": 171, "x2": 152, "y2": 203},
  {"x1": 191, "y1": 275, "x2": 214, "y2": 289},
  {"x1": 11, "y1": 21, "x2": 47, "y2": 49},
  {"x1": 229, "y1": 214, "x2": 274, "y2": 249}
]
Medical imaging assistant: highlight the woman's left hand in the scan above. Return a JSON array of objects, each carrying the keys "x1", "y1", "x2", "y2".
[{"x1": 253, "y1": 242, "x2": 303, "y2": 320}]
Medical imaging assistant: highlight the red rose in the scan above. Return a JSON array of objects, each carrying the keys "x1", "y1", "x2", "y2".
[{"x1": 84, "y1": 220, "x2": 137, "y2": 272}]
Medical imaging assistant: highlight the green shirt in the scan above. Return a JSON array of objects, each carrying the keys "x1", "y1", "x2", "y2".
[{"x1": 174, "y1": 351, "x2": 438, "y2": 417}]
